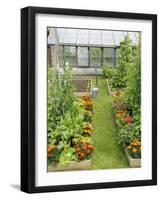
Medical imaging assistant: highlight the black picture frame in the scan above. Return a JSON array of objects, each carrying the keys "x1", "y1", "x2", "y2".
[{"x1": 21, "y1": 6, "x2": 157, "y2": 193}]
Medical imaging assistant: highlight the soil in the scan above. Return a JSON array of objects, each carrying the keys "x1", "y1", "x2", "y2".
[{"x1": 73, "y1": 79, "x2": 91, "y2": 92}]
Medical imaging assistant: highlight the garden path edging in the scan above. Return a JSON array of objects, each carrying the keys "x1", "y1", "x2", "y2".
[{"x1": 48, "y1": 160, "x2": 91, "y2": 172}]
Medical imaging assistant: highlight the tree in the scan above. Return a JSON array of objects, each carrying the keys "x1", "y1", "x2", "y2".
[{"x1": 112, "y1": 34, "x2": 133, "y2": 88}]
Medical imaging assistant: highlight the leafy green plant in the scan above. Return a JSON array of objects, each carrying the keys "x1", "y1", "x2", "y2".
[
  {"x1": 48, "y1": 110, "x2": 84, "y2": 146},
  {"x1": 59, "y1": 145, "x2": 78, "y2": 166},
  {"x1": 117, "y1": 123, "x2": 141, "y2": 146},
  {"x1": 111, "y1": 70, "x2": 127, "y2": 88},
  {"x1": 102, "y1": 64, "x2": 117, "y2": 78}
]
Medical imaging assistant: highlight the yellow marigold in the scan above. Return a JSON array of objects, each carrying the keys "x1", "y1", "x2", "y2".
[
  {"x1": 127, "y1": 145, "x2": 132, "y2": 150},
  {"x1": 133, "y1": 148, "x2": 137, "y2": 153}
]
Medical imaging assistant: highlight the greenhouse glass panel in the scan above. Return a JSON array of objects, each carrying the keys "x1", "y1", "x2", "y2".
[
  {"x1": 114, "y1": 31, "x2": 125, "y2": 46},
  {"x1": 89, "y1": 30, "x2": 102, "y2": 45},
  {"x1": 64, "y1": 46, "x2": 76, "y2": 66},
  {"x1": 78, "y1": 47, "x2": 88, "y2": 66},
  {"x1": 103, "y1": 48, "x2": 115, "y2": 66},
  {"x1": 63, "y1": 29, "x2": 77, "y2": 44},
  {"x1": 77, "y1": 30, "x2": 89, "y2": 45},
  {"x1": 90, "y1": 48, "x2": 101, "y2": 67},
  {"x1": 102, "y1": 31, "x2": 115, "y2": 46},
  {"x1": 51, "y1": 45, "x2": 64, "y2": 67}
]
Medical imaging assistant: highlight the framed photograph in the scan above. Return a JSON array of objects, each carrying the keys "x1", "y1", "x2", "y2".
[{"x1": 21, "y1": 6, "x2": 157, "y2": 193}]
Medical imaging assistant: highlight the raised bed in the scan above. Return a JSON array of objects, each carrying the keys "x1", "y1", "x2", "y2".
[
  {"x1": 106, "y1": 79, "x2": 115, "y2": 96},
  {"x1": 124, "y1": 148, "x2": 141, "y2": 168},
  {"x1": 73, "y1": 79, "x2": 92, "y2": 96},
  {"x1": 48, "y1": 160, "x2": 91, "y2": 172}
]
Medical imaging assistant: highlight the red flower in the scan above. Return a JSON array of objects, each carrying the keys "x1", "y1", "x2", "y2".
[{"x1": 123, "y1": 116, "x2": 133, "y2": 123}]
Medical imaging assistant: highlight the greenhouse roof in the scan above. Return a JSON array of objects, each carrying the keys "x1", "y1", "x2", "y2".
[{"x1": 48, "y1": 28, "x2": 139, "y2": 47}]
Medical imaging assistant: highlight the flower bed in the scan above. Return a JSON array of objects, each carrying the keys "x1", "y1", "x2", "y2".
[{"x1": 112, "y1": 91, "x2": 141, "y2": 167}]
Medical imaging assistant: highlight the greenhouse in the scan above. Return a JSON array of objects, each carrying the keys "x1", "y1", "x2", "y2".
[
  {"x1": 47, "y1": 27, "x2": 141, "y2": 172},
  {"x1": 47, "y1": 28, "x2": 138, "y2": 74}
]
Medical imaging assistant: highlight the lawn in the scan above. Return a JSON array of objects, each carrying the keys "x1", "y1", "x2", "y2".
[{"x1": 91, "y1": 78, "x2": 129, "y2": 169}]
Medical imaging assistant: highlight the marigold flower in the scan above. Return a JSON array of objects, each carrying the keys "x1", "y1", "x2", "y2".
[
  {"x1": 115, "y1": 113, "x2": 122, "y2": 117},
  {"x1": 127, "y1": 145, "x2": 132, "y2": 150}
]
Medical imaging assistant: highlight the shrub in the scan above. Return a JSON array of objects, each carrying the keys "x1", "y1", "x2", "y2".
[
  {"x1": 112, "y1": 34, "x2": 133, "y2": 89},
  {"x1": 111, "y1": 70, "x2": 127, "y2": 88},
  {"x1": 102, "y1": 64, "x2": 117, "y2": 78}
]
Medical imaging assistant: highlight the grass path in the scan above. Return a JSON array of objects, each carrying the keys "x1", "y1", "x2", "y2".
[{"x1": 91, "y1": 78, "x2": 129, "y2": 169}]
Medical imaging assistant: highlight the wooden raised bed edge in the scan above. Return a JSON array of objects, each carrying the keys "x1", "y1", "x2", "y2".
[
  {"x1": 106, "y1": 79, "x2": 115, "y2": 96},
  {"x1": 48, "y1": 159, "x2": 91, "y2": 172},
  {"x1": 124, "y1": 148, "x2": 141, "y2": 168}
]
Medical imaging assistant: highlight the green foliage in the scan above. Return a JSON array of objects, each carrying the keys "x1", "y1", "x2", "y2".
[
  {"x1": 48, "y1": 66, "x2": 75, "y2": 134},
  {"x1": 111, "y1": 70, "x2": 127, "y2": 88},
  {"x1": 84, "y1": 110, "x2": 93, "y2": 123},
  {"x1": 112, "y1": 34, "x2": 133, "y2": 89},
  {"x1": 102, "y1": 64, "x2": 117, "y2": 78},
  {"x1": 125, "y1": 39, "x2": 141, "y2": 115},
  {"x1": 59, "y1": 145, "x2": 78, "y2": 166},
  {"x1": 48, "y1": 110, "x2": 84, "y2": 146},
  {"x1": 102, "y1": 35, "x2": 133, "y2": 89},
  {"x1": 48, "y1": 148, "x2": 62, "y2": 166},
  {"x1": 118, "y1": 34, "x2": 133, "y2": 73},
  {"x1": 117, "y1": 123, "x2": 141, "y2": 146}
]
